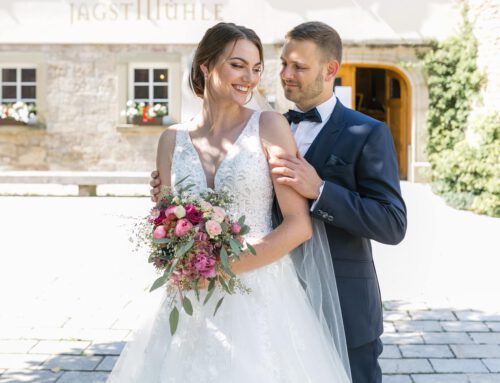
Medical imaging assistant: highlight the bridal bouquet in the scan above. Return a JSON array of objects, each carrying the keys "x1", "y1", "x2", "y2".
[{"x1": 138, "y1": 177, "x2": 255, "y2": 334}]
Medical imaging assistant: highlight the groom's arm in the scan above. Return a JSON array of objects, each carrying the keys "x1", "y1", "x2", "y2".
[{"x1": 311, "y1": 123, "x2": 407, "y2": 245}]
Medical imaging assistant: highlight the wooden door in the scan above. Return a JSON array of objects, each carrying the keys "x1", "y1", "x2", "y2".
[{"x1": 385, "y1": 70, "x2": 407, "y2": 179}]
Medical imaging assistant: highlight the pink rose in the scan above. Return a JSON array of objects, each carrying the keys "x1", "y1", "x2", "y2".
[
  {"x1": 153, "y1": 225, "x2": 167, "y2": 239},
  {"x1": 212, "y1": 206, "x2": 226, "y2": 223},
  {"x1": 200, "y1": 200, "x2": 213, "y2": 211},
  {"x1": 153, "y1": 210, "x2": 166, "y2": 225},
  {"x1": 194, "y1": 231, "x2": 209, "y2": 242},
  {"x1": 230, "y1": 223, "x2": 241, "y2": 234},
  {"x1": 174, "y1": 218, "x2": 193, "y2": 237},
  {"x1": 192, "y1": 251, "x2": 217, "y2": 278},
  {"x1": 164, "y1": 205, "x2": 178, "y2": 221},
  {"x1": 205, "y1": 220, "x2": 222, "y2": 237},
  {"x1": 185, "y1": 204, "x2": 203, "y2": 224}
]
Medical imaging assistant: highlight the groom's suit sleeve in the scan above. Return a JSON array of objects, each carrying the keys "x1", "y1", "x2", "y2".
[{"x1": 310, "y1": 123, "x2": 407, "y2": 245}]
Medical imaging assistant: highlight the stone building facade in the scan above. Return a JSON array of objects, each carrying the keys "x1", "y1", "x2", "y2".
[{"x1": 1, "y1": 0, "x2": 495, "y2": 182}]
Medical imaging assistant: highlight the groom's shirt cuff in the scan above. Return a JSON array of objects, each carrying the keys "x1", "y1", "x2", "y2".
[{"x1": 310, "y1": 180, "x2": 326, "y2": 211}]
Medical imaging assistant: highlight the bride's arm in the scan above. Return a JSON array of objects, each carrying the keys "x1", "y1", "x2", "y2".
[
  {"x1": 231, "y1": 111, "x2": 312, "y2": 274},
  {"x1": 156, "y1": 127, "x2": 177, "y2": 188}
]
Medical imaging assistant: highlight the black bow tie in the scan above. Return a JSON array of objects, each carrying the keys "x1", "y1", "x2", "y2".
[{"x1": 284, "y1": 108, "x2": 322, "y2": 124}]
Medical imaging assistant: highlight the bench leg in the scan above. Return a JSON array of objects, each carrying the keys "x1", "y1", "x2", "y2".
[{"x1": 79, "y1": 185, "x2": 97, "y2": 196}]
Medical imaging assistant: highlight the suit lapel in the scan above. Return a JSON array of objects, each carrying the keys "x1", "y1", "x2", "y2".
[{"x1": 304, "y1": 98, "x2": 347, "y2": 172}]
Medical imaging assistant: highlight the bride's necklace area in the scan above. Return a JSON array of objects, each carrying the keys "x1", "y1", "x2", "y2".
[{"x1": 187, "y1": 111, "x2": 255, "y2": 189}]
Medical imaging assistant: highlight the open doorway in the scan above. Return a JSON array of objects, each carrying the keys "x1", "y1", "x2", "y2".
[{"x1": 335, "y1": 64, "x2": 410, "y2": 180}]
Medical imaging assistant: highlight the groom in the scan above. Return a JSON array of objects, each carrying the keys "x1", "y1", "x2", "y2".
[
  {"x1": 269, "y1": 21, "x2": 406, "y2": 383},
  {"x1": 150, "y1": 21, "x2": 406, "y2": 383}
]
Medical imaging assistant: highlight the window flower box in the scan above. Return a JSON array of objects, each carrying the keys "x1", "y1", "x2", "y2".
[
  {"x1": 122, "y1": 100, "x2": 171, "y2": 126},
  {"x1": 0, "y1": 102, "x2": 37, "y2": 126}
]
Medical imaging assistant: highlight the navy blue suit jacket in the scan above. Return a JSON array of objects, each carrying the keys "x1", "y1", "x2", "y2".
[{"x1": 277, "y1": 99, "x2": 407, "y2": 348}]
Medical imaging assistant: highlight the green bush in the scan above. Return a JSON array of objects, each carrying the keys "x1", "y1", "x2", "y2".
[
  {"x1": 422, "y1": 3, "x2": 499, "y2": 217},
  {"x1": 431, "y1": 112, "x2": 500, "y2": 217}
]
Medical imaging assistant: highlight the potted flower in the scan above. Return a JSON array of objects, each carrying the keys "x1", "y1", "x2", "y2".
[
  {"x1": 0, "y1": 102, "x2": 38, "y2": 126},
  {"x1": 123, "y1": 100, "x2": 171, "y2": 125}
]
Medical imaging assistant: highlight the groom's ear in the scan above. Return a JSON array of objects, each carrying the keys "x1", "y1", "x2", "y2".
[{"x1": 324, "y1": 59, "x2": 340, "y2": 82}]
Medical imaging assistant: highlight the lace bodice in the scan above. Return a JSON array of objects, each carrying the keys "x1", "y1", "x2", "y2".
[{"x1": 171, "y1": 111, "x2": 274, "y2": 239}]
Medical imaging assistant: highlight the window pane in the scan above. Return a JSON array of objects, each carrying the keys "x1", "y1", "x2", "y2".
[
  {"x1": 2, "y1": 69, "x2": 16, "y2": 82},
  {"x1": 134, "y1": 85, "x2": 149, "y2": 99},
  {"x1": 154, "y1": 69, "x2": 168, "y2": 83},
  {"x1": 2, "y1": 85, "x2": 16, "y2": 98},
  {"x1": 21, "y1": 85, "x2": 36, "y2": 99},
  {"x1": 21, "y1": 69, "x2": 36, "y2": 82},
  {"x1": 153, "y1": 85, "x2": 168, "y2": 99},
  {"x1": 134, "y1": 69, "x2": 149, "y2": 82}
]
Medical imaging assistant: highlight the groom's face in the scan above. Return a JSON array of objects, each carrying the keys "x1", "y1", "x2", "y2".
[{"x1": 280, "y1": 39, "x2": 327, "y2": 111}]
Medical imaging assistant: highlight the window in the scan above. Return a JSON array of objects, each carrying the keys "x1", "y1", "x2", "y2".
[
  {"x1": 0, "y1": 66, "x2": 37, "y2": 104},
  {"x1": 128, "y1": 64, "x2": 170, "y2": 115}
]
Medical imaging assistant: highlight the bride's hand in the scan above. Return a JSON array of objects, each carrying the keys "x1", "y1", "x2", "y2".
[{"x1": 149, "y1": 170, "x2": 161, "y2": 202}]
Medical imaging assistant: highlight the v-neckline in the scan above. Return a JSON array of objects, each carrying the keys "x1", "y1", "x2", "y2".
[{"x1": 186, "y1": 111, "x2": 256, "y2": 189}]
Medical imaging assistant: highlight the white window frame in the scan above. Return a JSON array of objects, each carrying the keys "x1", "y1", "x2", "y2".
[
  {"x1": 128, "y1": 63, "x2": 172, "y2": 115},
  {"x1": 0, "y1": 64, "x2": 37, "y2": 105}
]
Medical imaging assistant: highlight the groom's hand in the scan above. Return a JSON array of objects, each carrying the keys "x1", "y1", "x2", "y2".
[
  {"x1": 149, "y1": 170, "x2": 161, "y2": 202},
  {"x1": 269, "y1": 151, "x2": 323, "y2": 200}
]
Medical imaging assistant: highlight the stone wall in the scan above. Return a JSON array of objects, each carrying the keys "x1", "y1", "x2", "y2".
[
  {"x1": 0, "y1": 43, "x2": 294, "y2": 172},
  {"x1": 0, "y1": 44, "x2": 192, "y2": 171},
  {"x1": 468, "y1": 0, "x2": 500, "y2": 116}
]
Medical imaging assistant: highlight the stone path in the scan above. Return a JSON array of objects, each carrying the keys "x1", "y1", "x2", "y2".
[
  {"x1": 0, "y1": 301, "x2": 499, "y2": 382},
  {"x1": 0, "y1": 183, "x2": 498, "y2": 382}
]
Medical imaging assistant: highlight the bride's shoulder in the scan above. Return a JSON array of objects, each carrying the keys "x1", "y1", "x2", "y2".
[
  {"x1": 157, "y1": 122, "x2": 188, "y2": 155},
  {"x1": 258, "y1": 111, "x2": 290, "y2": 135},
  {"x1": 258, "y1": 111, "x2": 295, "y2": 152}
]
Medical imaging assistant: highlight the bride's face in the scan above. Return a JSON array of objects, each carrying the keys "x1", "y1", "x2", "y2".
[{"x1": 204, "y1": 39, "x2": 262, "y2": 105}]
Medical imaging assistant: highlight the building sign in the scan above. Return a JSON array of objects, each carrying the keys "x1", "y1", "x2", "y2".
[
  {"x1": 69, "y1": 0, "x2": 223, "y2": 24},
  {"x1": 0, "y1": 0, "x2": 460, "y2": 44}
]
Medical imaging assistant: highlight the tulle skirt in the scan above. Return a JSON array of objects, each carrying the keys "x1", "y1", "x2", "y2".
[{"x1": 106, "y1": 255, "x2": 351, "y2": 383}]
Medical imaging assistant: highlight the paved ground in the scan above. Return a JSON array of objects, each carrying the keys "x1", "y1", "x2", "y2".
[{"x1": 0, "y1": 182, "x2": 499, "y2": 382}]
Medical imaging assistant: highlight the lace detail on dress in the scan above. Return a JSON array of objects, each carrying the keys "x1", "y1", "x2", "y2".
[{"x1": 172, "y1": 111, "x2": 274, "y2": 240}]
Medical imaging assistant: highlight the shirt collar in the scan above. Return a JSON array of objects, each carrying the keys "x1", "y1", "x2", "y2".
[{"x1": 294, "y1": 93, "x2": 337, "y2": 123}]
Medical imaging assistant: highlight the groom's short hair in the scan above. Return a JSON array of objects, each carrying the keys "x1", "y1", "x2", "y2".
[{"x1": 286, "y1": 21, "x2": 342, "y2": 64}]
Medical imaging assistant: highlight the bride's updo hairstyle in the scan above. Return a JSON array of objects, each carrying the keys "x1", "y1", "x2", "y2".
[{"x1": 190, "y1": 22, "x2": 263, "y2": 98}]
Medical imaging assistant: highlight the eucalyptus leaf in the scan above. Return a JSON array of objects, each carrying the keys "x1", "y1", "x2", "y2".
[
  {"x1": 203, "y1": 279, "x2": 216, "y2": 305},
  {"x1": 152, "y1": 237, "x2": 172, "y2": 245},
  {"x1": 219, "y1": 276, "x2": 231, "y2": 294},
  {"x1": 174, "y1": 175, "x2": 190, "y2": 187},
  {"x1": 213, "y1": 297, "x2": 224, "y2": 316},
  {"x1": 239, "y1": 225, "x2": 250, "y2": 236},
  {"x1": 238, "y1": 215, "x2": 246, "y2": 225},
  {"x1": 229, "y1": 239, "x2": 241, "y2": 256},
  {"x1": 149, "y1": 275, "x2": 167, "y2": 292},
  {"x1": 247, "y1": 243, "x2": 256, "y2": 256},
  {"x1": 169, "y1": 306, "x2": 179, "y2": 335},
  {"x1": 220, "y1": 246, "x2": 229, "y2": 269},
  {"x1": 182, "y1": 297, "x2": 193, "y2": 316},
  {"x1": 175, "y1": 240, "x2": 194, "y2": 258}
]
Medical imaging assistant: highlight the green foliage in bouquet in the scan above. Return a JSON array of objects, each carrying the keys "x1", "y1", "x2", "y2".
[{"x1": 137, "y1": 176, "x2": 256, "y2": 334}]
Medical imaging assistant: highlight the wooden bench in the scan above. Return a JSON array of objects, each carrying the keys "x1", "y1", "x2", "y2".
[{"x1": 0, "y1": 171, "x2": 150, "y2": 196}]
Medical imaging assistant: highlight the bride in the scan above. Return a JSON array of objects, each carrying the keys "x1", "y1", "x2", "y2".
[{"x1": 107, "y1": 22, "x2": 351, "y2": 383}]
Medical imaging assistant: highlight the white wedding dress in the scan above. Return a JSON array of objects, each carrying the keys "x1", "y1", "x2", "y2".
[{"x1": 106, "y1": 111, "x2": 351, "y2": 383}]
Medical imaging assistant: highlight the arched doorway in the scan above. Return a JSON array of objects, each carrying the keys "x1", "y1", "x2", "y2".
[{"x1": 335, "y1": 64, "x2": 411, "y2": 180}]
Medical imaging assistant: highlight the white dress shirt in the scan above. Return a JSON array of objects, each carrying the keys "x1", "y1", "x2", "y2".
[
  {"x1": 290, "y1": 94, "x2": 337, "y2": 207},
  {"x1": 291, "y1": 94, "x2": 337, "y2": 156}
]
